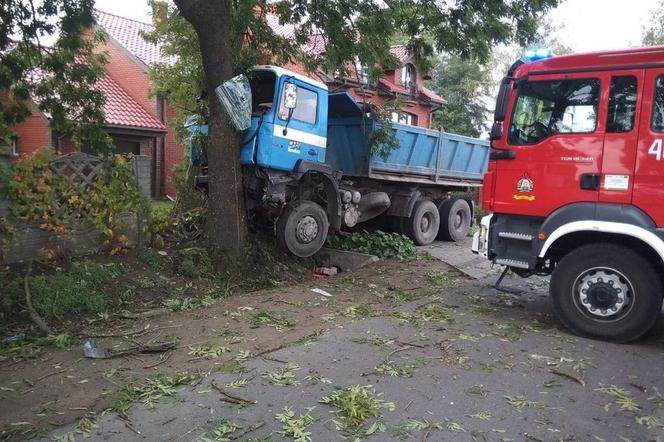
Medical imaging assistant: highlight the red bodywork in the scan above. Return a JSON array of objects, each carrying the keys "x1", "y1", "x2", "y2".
[{"x1": 485, "y1": 46, "x2": 664, "y2": 228}]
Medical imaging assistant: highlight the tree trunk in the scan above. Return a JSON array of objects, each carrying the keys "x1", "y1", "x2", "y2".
[{"x1": 174, "y1": 0, "x2": 248, "y2": 256}]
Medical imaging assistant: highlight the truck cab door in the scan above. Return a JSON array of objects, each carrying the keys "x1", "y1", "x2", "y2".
[
  {"x1": 599, "y1": 71, "x2": 643, "y2": 204},
  {"x1": 264, "y1": 78, "x2": 328, "y2": 171},
  {"x1": 632, "y1": 68, "x2": 664, "y2": 227},
  {"x1": 492, "y1": 72, "x2": 607, "y2": 217}
]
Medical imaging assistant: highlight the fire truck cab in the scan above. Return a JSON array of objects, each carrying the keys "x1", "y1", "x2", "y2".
[{"x1": 473, "y1": 46, "x2": 664, "y2": 342}]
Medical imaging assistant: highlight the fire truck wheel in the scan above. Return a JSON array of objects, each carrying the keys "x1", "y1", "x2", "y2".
[
  {"x1": 405, "y1": 200, "x2": 440, "y2": 245},
  {"x1": 276, "y1": 200, "x2": 329, "y2": 258},
  {"x1": 438, "y1": 198, "x2": 472, "y2": 242},
  {"x1": 550, "y1": 243, "x2": 663, "y2": 343}
]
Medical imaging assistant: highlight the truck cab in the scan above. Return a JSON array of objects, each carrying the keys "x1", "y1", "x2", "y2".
[
  {"x1": 473, "y1": 47, "x2": 664, "y2": 342},
  {"x1": 241, "y1": 66, "x2": 329, "y2": 170}
]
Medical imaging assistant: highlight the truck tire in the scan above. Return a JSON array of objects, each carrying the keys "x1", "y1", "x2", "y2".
[
  {"x1": 550, "y1": 243, "x2": 663, "y2": 343},
  {"x1": 276, "y1": 200, "x2": 329, "y2": 258},
  {"x1": 404, "y1": 200, "x2": 440, "y2": 246},
  {"x1": 438, "y1": 198, "x2": 471, "y2": 242}
]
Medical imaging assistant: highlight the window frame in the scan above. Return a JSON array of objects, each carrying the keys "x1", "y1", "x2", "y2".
[
  {"x1": 507, "y1": 77, "x2": 601, "y2": 146},
  {"x1": 606, "y1": 75, "x2": 637, "y2": 134},
  {"x1": 0, "y1": 136, "x2": 18, "y2": 157},
  {"x1": 277, "y1": 83, "x2": 319, "y2": 126},
  {"x1": 651, "y1": 74, "x2": 664, "y2": 133}
]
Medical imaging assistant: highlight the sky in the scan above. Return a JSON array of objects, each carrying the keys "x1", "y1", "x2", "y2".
[{"x1": 92, "y1": 0, "x2": 662, "y2": 53}]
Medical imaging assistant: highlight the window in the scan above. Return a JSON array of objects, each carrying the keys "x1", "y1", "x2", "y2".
[
  {"x1": 278, "y1": 85, "x2": 318, "y2": 124},
  {"x1": 0, "y1": 136, "x2": 18, "y2": 156},
  {"x1": 607, "y1": 76, "x2": 637, "y2": 133},
  {"x1": 355, "y1": 58, "x2": 369, "y2": 84},
  {"x1": 508, "y1": 78, "x2": 600, "y2": 145},
  {"x1": 249, "y1": 71, "x2": 277, "y2": 114},
  {"x1": 391, "y1": 112, "x2": 417, "y2": 126},
  {"x1": 401, "y1": 64, "x2": 415, "y2": 87},
  {"x1": 652, "y1": 75, "x2": 664, "y2": 132}
]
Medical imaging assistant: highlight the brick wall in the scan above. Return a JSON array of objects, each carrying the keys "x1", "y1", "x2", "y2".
[
  {"x1": 12, "y1": 110, "x2": 52, "y2": 155},
  {"x1": 163, "y1": 102, "x2": 182, "y2": 197}
]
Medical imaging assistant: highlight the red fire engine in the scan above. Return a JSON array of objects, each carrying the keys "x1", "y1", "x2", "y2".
[{"x1": 473, "y1": 46, "x2": 664, "y2": 342}]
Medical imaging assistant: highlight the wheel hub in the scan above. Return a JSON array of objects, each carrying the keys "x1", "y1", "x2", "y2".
[
  {"x1": 420, "y1": 215, "x2": 430, "y2": 232},
  {"x1": 296, "y1": 215, "x2": 319, "y2": 244},
  {"x1": 454, "y1": 212, "x2": 463, "y2": 229},
  {"x1": 577, "y1": 269, "x2": 629, "y2": 318}
]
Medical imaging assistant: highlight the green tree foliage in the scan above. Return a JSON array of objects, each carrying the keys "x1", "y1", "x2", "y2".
[
  {"x1": 643, "y1": 0, "x2": 664, "y2": 45},
  {"x1": 0, "y1": 0, "x2": 111, "y2": 152},
  {"x1": 165, "y1": 0, "x2": 559, "y2": 254},
  {"x1": 427, "y1": 55, "x2": 491, "y2": 137}
]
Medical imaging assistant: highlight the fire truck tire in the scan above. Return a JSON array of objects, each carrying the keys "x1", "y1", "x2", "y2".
[
  {"x1": 550, "y1": 243, "x2": 663, "y2": 343},
  {"x1": 276, "y1": 200, "x2": 329, "y2": 258},
  {"x1": 405, "y1": 200, "x2": 440, "y2": 245},
  {"x1": 438, "y1": 198, "x2": 472, "y2": 242}
]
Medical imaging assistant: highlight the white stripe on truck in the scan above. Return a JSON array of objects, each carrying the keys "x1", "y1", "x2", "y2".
[{"x1": 273, "y1": 125, "x2": 327, "y2": 149}]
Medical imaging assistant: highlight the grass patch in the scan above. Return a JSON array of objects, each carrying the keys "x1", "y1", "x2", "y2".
[
  {"x1": 188, "y1": 343, "x2": 230, "y2": 359},
  {"x1": 1, "y1": 260, "x2": 125, "y2": 320},
  {"x1": 199, "y1": 419, "x2": 241, "y2": 442},
  {"x1": 342, "y1": 304, "x2": 372, "y2": 320},
  {"x1": 249, "y1": 310, "x2": 295, "y2": 330},
  {"x1": 426, "y1": 271, "x2": 454, "y2": 289},
  {"x1": 107, "y1": 373, "x2": 194, "y2": 418},
  {"x1": 383, "y1": 289, "x2": 413, "y2": 303},
  {"x1": 276, "y1": 406, "x2": 317, "y2": 442},
  {"x1": 392, "y1": 303, "x2": 455, "y2": 327},
  {"x1": 0, "y1": 422, "x2": 48, "y2": 440},
  {"x1": 0, "y1": 332, "x2": 76, "y2": 363},
  {"x1": 320, "y1": 385, "x2": 394, "y2": 437},
  {"x1": 262, "y1": 363, "x2": 301, "y2": 386},
  {"x1": 173, "y1": 247, "x2": 213, "y2": 278},
  {"x1": 163, "y1": 296, "x2": 200, "y2": 311},
  {"x1": 327, "y1": 230, "x2": 415, "y2": 260}
]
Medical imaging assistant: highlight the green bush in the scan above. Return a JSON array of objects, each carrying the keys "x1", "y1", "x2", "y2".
[{"x1": 327, "y1": 230, "x2": 416, "y2": 260}]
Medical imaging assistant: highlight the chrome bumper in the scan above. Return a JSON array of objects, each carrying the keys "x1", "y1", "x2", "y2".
[{"x1": 471, "y1": 214, "x2": 493, "y2": 257}]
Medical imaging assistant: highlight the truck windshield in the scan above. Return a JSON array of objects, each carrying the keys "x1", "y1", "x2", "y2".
[
  {"x1": 508, "y1": 78, "x2": 600, "y2": 145},
  {"x1": 249, "y1": 71, "x2": 277, "y2": 115}
]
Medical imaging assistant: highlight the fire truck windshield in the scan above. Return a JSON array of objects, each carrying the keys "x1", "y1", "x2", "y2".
[{"x1": 508, "y1": 78, "x2": 600, "y2": 145}]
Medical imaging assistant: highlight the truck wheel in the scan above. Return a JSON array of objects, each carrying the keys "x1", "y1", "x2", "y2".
[
  {"x1": 438, "y1": 198, "x2": 471, "y2": 242},
  {"x1": 276, "y1": 200, "x2": 329, "y2": 258},
  {"x1": 405, "y1": 200, "x2": 440, "y2": 246},
  {"x1": 550, "y1": 243, "x2": 663, "y2": 343}
]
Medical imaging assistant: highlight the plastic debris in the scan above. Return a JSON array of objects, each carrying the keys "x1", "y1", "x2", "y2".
[
  {"x1": 310, "y1": 288, "x2": 332, "y2": 298},
  {"x1": 314, "y1": 266, "x2": 338, "y2": 276}
]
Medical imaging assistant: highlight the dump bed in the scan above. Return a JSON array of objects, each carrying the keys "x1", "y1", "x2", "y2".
[{"x1": 326, "y1": 93, "x2": 490, "y2": 186}]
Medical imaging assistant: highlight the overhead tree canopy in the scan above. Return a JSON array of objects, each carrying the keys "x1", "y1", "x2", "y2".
[
  {"x1": 0, "y1": 0, "x2": 110, "y2": 152},
  {"x1": 427, "y1": 55, "x2": 491, "y2": 138},
  {"x1": 161, "y1": 0, "x2": 559, "y2": 255},
  {"x1": 643, "y1": 0, "x2": 664, "y2": 45}
]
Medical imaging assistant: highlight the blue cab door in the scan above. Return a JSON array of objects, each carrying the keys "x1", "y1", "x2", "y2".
[{"x1": 256, "y1": 77, "x2": 328, "y2": 171}]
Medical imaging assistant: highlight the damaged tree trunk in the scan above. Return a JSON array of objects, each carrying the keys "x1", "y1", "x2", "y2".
[{"x1": 173, "y1": 0, "x2": 248, "y2": 256}]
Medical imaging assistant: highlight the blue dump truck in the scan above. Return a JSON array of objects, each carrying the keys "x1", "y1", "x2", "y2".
[{"x1": 192, "y1": 65, "x2": 489, "y2": 257}]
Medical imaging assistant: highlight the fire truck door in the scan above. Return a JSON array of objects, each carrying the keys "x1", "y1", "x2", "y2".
[
  {"x1": 632, "y1": 68, "x2": 664, "y2": 227},
  {"x1": 599, "y1": 71, "x2": 644, "y2": 204}
]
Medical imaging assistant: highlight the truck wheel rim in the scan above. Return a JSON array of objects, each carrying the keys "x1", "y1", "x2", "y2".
[
  {"x1": 573, "y1": 267, "x2": 633, "y2": 321},
  {"x1": 454, "y1": 211, "x2": 463, "y2": 229},
  {"x1": 420, "y1": 213, "x2": 432, "y2": 233},
  {"x1": 296, "y1": 215, "x2": 319, "y2": 244}
]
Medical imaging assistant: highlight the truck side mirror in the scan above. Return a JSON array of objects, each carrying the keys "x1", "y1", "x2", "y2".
[
  {"x1": 489, "y1": 122, "x2": 503, "y2": 140},
  {"x1": 282, "y1": 83, "x2": 297, "y2": 136},
  {"x1": 284, "y1": 83, "x2": 298, "y2": 109}
]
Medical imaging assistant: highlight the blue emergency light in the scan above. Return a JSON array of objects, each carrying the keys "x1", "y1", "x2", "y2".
[{"x1": 523, "y1": 48, "x2": 554, "y2": 62}]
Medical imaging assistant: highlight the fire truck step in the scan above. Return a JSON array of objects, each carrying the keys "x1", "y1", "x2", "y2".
[
  {"x1": 495, "y1": 258, "x2": 530, "y2": 269},
  {"x1": 497, "y1": 232, "x2": 533, "y2": 241}
]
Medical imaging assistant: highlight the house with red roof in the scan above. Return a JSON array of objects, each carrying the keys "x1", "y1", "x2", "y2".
[{"x1": 3, "y1": 9, "x2": 445, "y2": 198}]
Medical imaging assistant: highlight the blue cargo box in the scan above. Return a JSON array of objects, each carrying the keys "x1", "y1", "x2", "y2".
[{"x1": 326, "y1": 93, "x2": 489, "y2": 186}]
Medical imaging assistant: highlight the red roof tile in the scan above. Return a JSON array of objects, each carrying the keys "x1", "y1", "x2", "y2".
[
  {"x1": 96, "y1": 73, "x2": 166, "y2": 130},
  {"x1": 95, "y1": 10, "x2": 175, "y2": 66},
  {"x1": 389, "y1": 45, "x2": 411, "y2": 65},
  {"x1": 420, "y1": 86, "x2": 446, "y2": 105}
]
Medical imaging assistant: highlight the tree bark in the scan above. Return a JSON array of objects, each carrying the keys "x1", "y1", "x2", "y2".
[{"x1": 174, "y1": 0, "x2": 248, "y2": 256}]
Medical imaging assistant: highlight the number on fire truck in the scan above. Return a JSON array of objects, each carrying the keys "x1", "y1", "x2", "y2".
[{"x1": 648, "y1": 139, "x2": 663, "y2": 161}]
